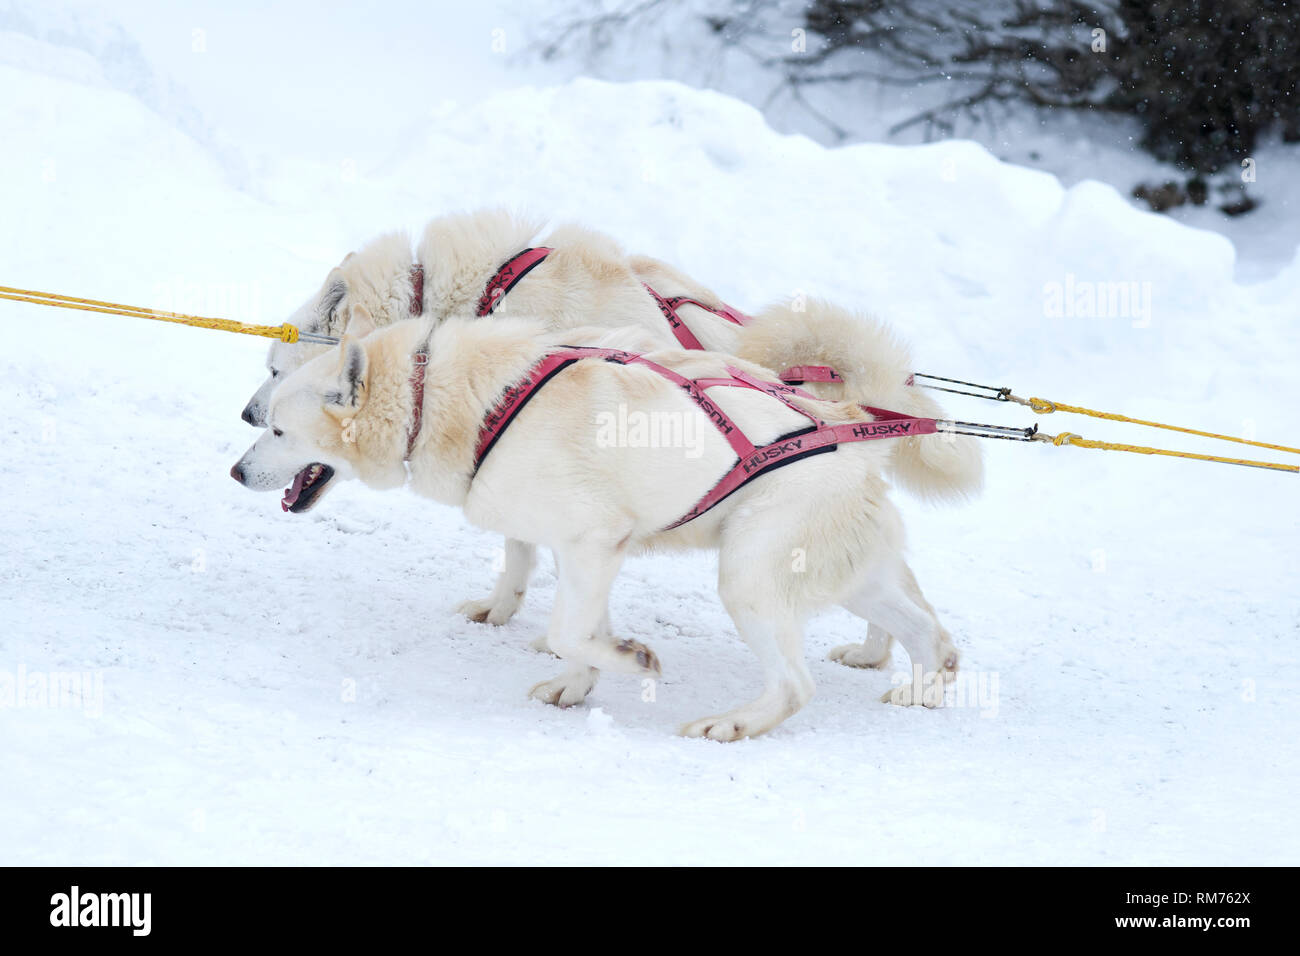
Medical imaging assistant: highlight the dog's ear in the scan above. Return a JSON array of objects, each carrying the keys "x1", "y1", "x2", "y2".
[
  {"x1": 318, "y1": 273, "x2": 349, "y2": 334},
  {"x1": 324, "y1": 335, "x2": 368, "y2": 414},
  {"x1": 348, "y1": 302, "x2": 377, "y2": 338}
]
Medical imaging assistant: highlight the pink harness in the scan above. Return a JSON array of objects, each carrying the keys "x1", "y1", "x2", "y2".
[
  {"x1": 641, "y1": 282, "x2": 840, "y2": 384},
  {"x1": 475, "y1": 247, "x2": 553, "y2": 317},
  {"x1": 404, "y1": 247, "x2": 853, "y2": 467},
  {"x1": 467, "y1": 247, "x2": 841, "y2": 384},
  {"x1": 642, "y1": 283, "x2": 750, "y2": 350},
  {"x1": 470, "y1": 346, "x2": 936, "y2": 531}
]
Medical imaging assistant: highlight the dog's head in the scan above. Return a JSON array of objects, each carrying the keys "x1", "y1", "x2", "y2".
[
  {"x1": 231, "y1": 330, "x2": 374, "y2": 513},
  {"x1": 241, "y1": 273, "x2": 348, "y2": 428},
  {"x1": 241, "y1": 235, "x2": 412, "y2": 427}
]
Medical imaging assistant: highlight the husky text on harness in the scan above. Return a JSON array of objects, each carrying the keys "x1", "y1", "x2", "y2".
[{"x1": 475, "y1": 247, "x2": 555, "y2": 317}]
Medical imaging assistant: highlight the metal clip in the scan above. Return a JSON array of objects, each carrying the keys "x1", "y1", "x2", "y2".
[
  {"x1": 937, "y1": 420, "x2": 1039, "y2": 442},
  {"x1": 912, "y1": 373, "x2": 1013, "y2": 403}
]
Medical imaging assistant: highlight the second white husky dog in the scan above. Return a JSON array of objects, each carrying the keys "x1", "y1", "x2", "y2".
[{"x1": 231, "y1": 317, "x2": 961, "y2": 739}]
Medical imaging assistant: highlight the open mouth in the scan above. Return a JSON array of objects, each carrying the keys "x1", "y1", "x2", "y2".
[{"x1": 281, "y1": 463, "x2": 335, "y2": 513}]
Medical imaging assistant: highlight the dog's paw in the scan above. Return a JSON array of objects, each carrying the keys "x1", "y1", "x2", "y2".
[
  {"x1": 529, "y1": 668, "x2": 597, "y2": 708},
  {"x1": 880, "y1": 674, "x2": 947, "y2": 708},
  {"x1": 528, "y1": 633, "x2": 556, "y2": 656},
  {"x1": 614, "y1": 639, "x2": 661, "y2": 676},
  {"x1": 828, "y1": 642, "x2": 891, "y2": 669},
  {"x1": 681, "y1": 689, "x2": 807, "y2": 741},
  {"x1": 456, "y1": 591, "x2": 524, "y2": 627},
  {"x1": 680, "y1": 714, "x2": 752, "y2": 742},
  {"x1": 939, "y1": 643, "x2": 960, "y2": 680}
]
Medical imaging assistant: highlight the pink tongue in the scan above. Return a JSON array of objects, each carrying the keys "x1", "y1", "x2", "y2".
[{"x1": 281, "y1": 469, "x2": 309, "y2": 511}]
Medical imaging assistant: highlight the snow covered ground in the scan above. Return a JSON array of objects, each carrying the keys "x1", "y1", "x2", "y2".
[{"x1": 1, "y1": 9, "x2": 1298, "y2": 865}]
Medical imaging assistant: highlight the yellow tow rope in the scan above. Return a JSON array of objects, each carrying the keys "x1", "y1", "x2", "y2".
[
  {"x1": 1010, "y1": 395, "x2": 1299, "y2": 474},
  {"x1": 3, "y1": 284, "x2": 1296, "y2": 474},
  {"x1": 0, "y1": 284, "x2": 325, "y2": 344},
  {"x1": 910, "y1": 372, "x2": 1298, "y2": 474}
]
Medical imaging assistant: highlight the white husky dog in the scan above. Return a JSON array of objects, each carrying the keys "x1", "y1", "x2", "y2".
[
  {"x1": 232, "y1": 316, "x2": 965, "y2": 739},
  {"x1": 240, "y1": 209, "x2": 981, "y2": 668}
]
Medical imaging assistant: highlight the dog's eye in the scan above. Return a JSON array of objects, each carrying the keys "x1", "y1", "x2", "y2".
[
  {"x1": 273, "y1": 428, "x2": 283, "y2": 437},
  {"x1": 271, "y1": 369, "x2": 280, "y2": 379}
]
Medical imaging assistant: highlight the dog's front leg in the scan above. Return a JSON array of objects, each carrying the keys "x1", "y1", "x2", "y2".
[
  {"x1": 456, "y1": 537, "x2": 536, "y2": 626},
  {"x1": 528, "y1": 534, "x2": 660, "y2": 709}
]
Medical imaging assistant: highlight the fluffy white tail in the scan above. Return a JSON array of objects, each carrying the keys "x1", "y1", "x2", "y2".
[{"x1": 736, "y1": 299, "x2": 984, "y2": 503}]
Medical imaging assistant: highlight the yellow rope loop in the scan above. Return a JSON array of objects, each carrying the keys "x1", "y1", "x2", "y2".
[
  {"x1": 1028, "y1": 397, "x2": 1057, "y2": 414},
  {"x1": 0, "y1": 284, "x2": 303, "y2": 344},
  {"x1": 1019, "y1": 393, "x2": 1300, "y2": 456},
  {"x1": 1036, "y1": 430, "x2": 1299, "y2": 474}
]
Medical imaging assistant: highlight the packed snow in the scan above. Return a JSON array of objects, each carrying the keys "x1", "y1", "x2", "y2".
[{"x1": 1, "y1": 10, "x2": 1297, "y2": 865}]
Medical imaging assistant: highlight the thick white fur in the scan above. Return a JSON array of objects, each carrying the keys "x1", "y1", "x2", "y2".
[
  {"x1": 240, "y1": 209, "x2": 981, "y2": 666},
  {"x1": 233, "y1": 319, "x2": 961, "y2": 739},
  {"x1": 243, "y1": 210, "x2": 982, "y2": 501},
  {"x1": 735, "y1": 300, "x2": 984, "y2": 503}
]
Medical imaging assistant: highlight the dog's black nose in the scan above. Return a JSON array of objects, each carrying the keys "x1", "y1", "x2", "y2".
[
  {"x1": 241, "y1": 405, "x2": 258, "y2": 426},
  {"x1": 230, "y1": 463, "x2": 246, "y2": 485}
]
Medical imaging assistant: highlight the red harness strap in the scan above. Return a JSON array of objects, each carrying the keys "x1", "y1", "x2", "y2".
[
  {"x1": 408, "y1": 249, "x2": 549, "y2": 458},
  {"x1": 406, "y1": 349, "x2": 428, "y2": 460},
  {"x1": 779, "y1": 364, "x2": 843, "y2": 384},
  {"x1": 405, "y1": 265, "x2": 428, "y2": 460},
  {"x1": 641, "y1": 283, "x2": 840, "y2": 386},
  {"x1": 476, "y1": 247, "x2": 554, "y2": 316},
  {"x1": 409, "y1": 264, "x2": 425, "y2": 316},
  {"x1": 642, "y1": 283, "x2": 750, "y2": 350},
  {"x1": 472, "y1": 251, "x2": 842, "y2": 387},
  {"x1": 469, "y1": 347, "x2": 936, "y2": 530},
  {"x1": 405, "y1": 248, "x2": 850, "y2": 460}
]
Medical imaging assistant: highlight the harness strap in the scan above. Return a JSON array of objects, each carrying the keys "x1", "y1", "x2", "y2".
[
  {"x1": 409, "y1": 265, "x2": 424, "y2": 316},
  {"x1": 405, "y1": 349, "x2": 428, "y2": 460},
  {"x1": 478, "y1": 260, "x2": 848, "y2": 393},
  {"x1": 658, "y1": 367, "x2": 936, "y2": 528},
  {"x1": 401, "y1": 265, "x2": 429, "y2": 459},
  {"x1": 664, "y1": 294, "x2": 751, "y2": 327},
  {"x1": 469, "y1": 346, "x2": 937, "y2": 530},
  {"x1": 642, "y1": 284, "x2": 706, "y2": 350},
  {"x1": 779, "y1": 364, "x2": 843, "y2": 384},
  {"x1": 472, "y1": 347, "x2": 755, "y2": 468},
  {"x1": 476, "y1": 247, "x2": 554, "y2": 316},
  {"x1": 639, "y1": 283, "x2": 843, "y2": 387},
  {"x1": 415, "y1": 253, "x2": 858, "y2": 468},
  {"x1": 408, "y1": 248, "x2": 552, "y2": 458}
]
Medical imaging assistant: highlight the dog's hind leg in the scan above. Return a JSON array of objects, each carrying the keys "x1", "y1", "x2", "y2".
[
  {"x1": 841, "y1": 560, "x2": 958, "y2": 707},
  {"x1": 827, "y1": 557, "x2": 929, "y2": 668},
  {"x1": 528, "y1": 533, "x2": 660, "y2": 708},
  {"x1": 457, "y1": 537, "x2": 535, "y2": 626},
  {"x1": 681, "y1": 546, "x2": 815, "y2": 742}
]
